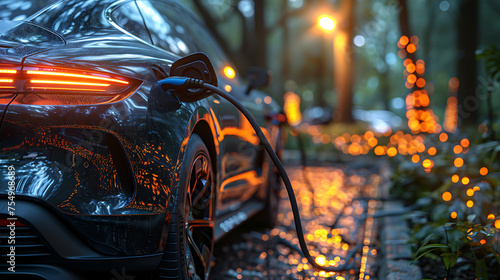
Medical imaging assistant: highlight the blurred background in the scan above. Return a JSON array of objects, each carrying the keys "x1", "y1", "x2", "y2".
[{"x1": 180, "y1": 0, "x2": 500, "y2": 137}]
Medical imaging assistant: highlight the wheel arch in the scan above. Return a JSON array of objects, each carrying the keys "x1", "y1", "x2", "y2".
[{"x1": 191, "y1": 120, "x2": 218, "y2": 180}]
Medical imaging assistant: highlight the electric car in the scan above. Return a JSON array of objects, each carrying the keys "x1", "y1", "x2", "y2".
[{"x1": 0, "y1": 0, "x2": 282, "y2": 279}]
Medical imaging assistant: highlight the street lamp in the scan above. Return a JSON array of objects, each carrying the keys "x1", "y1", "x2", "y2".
[{"x1": 318, "y1": 15, "x2": 335, "y2": 31}]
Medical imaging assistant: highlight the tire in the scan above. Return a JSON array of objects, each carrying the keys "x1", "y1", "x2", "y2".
[
  {"x1": 159, "y1": 134, "x2": 215, "y2": 280},
  {"x1": 253, "y1": 134, "x2": 282, "y2": 229}
]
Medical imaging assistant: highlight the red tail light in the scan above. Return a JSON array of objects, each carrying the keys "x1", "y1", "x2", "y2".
[
  {"x1": 0, "y1": 218, "x2": 26, "y2": 227},
  {"x1": 0, "y1": 65, "x2": 141, "y2": 105}
]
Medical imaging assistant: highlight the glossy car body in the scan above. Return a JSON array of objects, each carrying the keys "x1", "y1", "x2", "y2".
[{"x1": 0, "y1": 0, "x2": 280, "y2": 278}]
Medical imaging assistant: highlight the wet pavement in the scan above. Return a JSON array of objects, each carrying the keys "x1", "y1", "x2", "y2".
[{"x1": 210, "y1": 162, "x2": 385, "y2": 280}]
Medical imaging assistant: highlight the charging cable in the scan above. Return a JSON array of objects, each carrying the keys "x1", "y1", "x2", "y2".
[{"x1": 159, "y1": 77, "x2": 355, "y2": 272}]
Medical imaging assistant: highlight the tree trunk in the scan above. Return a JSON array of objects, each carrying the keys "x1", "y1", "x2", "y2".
[
  {"x1": 456, "y1": 0, "x2": 479, "y2": 127},
  {"x1": 397, "y1": 0, "x2": 417, "y2": 64},
  {"x1": 253, "y1": 0, "x2": 267, "y2": 68},
  {"x1": 334, "y1": 0, "x2": 355, "y2": 123}
]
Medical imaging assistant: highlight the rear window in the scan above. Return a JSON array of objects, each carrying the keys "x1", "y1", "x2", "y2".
[{"x1": 0, "y1": 0, "x2": 59, "y2": 21}]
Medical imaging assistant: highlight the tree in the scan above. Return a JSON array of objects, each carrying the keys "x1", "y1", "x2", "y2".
[
  {"x1": 456, "y1": 0, "x2": 479, "y2": 127},
  {"x1": 333, "y1": 0, "x2": 356, "y2": 123}
]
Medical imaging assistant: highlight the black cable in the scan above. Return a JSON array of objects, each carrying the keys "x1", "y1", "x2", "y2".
[
  {"x1": 159, "y1": 77, "x2": 422, "y2": 272},
  {"x1": 200, "y1": 83, "x2": 353, "y2": 272}
]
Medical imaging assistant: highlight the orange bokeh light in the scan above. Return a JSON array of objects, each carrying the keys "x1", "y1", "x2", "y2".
[
  {"x1": 462, "y1": 177, "x2": 470, "y2": 185},
  {"x1": 416, "y1": 78, "x2": 426, "y2": 88},
  {"x1": 407, "y1": 74, "x2": 417, "y2": 84},
  {"x1": 460, "y1": 138, "x2": 470, "y2": 147},
  {"x1": 406, "y1": 63, "x2": 415, "y2": 73},
  {"x1": 451, "y1": 174, "x2": 459, "y2": 183},
  {"x1": 480, "y1": 167, "x2": 488, "y2": 176},
  {"x1": 387, "y1": 147, "x2": 397, "y2": 157},
  {"x1": 454, "y1": 158, "x2": 464, "y2": 168},
  {"x1": 427, "y1": 147, "x2": 437, "y2": 156},
  {"x1": 411, "y1": 154, "x2": 420, "y2": 163},
  {"x1": 422, "y1": 159, "x2": 433, "y2": 168},
  {"x1": 442, "y1": 191, "x2": 452, "y2": 201},
  {"x1": 406, "y1": 43, "x2": 416, "y2": 53},
  {"x1": 466, "y1": 188, "x2": 474, "y2": 196},
  {"x1": 223, "y1": 66, "x2": 236, "y2": 79},
  {"x1": 399, "y1": 36, "x2": 409, "y2": 47},
  {"x1": 374, "y1": 146, "x2": 386, "y2": 156},
  {"x1": 449, "y1": 77, "x2": 459, "y2": 92},
  {"x1": 450, "y1": 211, "x2": 457, "y2": 219},
  {"x1": 439, "y1": 133, "x2": 448, "y2": 142},
  {"x1": 466, "y1": 200, "x2": 474, "y2": 208}
]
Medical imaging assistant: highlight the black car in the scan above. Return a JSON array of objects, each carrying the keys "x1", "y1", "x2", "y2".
[{"x1": 0, "y1": 0, "x2": 282, "y2": 279}]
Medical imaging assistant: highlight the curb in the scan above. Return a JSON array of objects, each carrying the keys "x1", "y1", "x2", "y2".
[{"x1": 379, "y1": 201, "x2": 422, "y2": 280}]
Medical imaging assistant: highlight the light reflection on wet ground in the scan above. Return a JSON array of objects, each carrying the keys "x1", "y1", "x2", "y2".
[{"x1": 211, "y1": 164, "x2": 383, "y2": 280}]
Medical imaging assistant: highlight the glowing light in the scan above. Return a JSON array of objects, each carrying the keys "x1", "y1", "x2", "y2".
[
  {"x1": 442, "y1": 191, "x2": 452, "y2": 202},
  {"x1": 406, "y1": 44, "x2": 416, "y2": 53},
  {"x1": 487, "y1": 214, "x2": 495, "y2": 220},
  {"x1": 283, "y1": 92, "x2": 302, "y2": 126},
  {"x1": 451, "y1": 174, "x2": 459, "y2": 183},
  {"x1": 422, "y1": 159, "x2": 432, "y2": 168},
  {"x1": 453, "y1": 145, "x2": 463, "y2": 154},
  {"x1": 0, "y1": 79, "x2": 14, "y2": 83},
  {"x1": 28, "y1": 87, "x2": 106, "y2": 92},
  {"x1": 439, "y1": 133, "x2": 448, "y2": 142},
  {"x1": 466, "y1": 200, "x2": 474, "y2": 208},
  {"x1": 428, "y1": 147, "x2": 437, "y2": 156},
  {"x1": 223, "y1": 66, "x2": 236, "y2": 79},
  {"x1": 27, "y1": 70, "x2": 129, "y2": 84},
  {"x1": 374, "y1": 146, "x2": 386, "y2": 156},
  {"x1": 315, "y1": 255, "x2": 326, "y2": 266},
  {"x1": 460, "y1": 138, "x2": 470, "y2": 147},
  {"x1": 264, "y1": 96, "x2": 272, "y2": 104},
  {"x1": 406, "y1": 63, "x2": 415, "y2": 73},
  {"x1": 30, "y1": 80, "x2": 110, "y2": 87},
  {"x1": 318, "y1": 15, "x2": 336, "y2": 31},
  {"x1": 473, "y1": 186, "x2": 480, "y2": 191},
  {"x1": 399, "y1": 36, "x2": 409, "y2": 47},
  {"x1": 454, "y1": 158, "x2": 464, "y2": 168},
  {"x1": 496, "y1": 220, "x2": 500, "y2": 229},
  {"x1": 407, "y1": 74, "x2": 417, "y2": 84},
  {"x1": 450, "y1": 211, "x2": 457, "y2": 219},
  {"x1": 0, "y1": 69, "x2": 17, "y2": 74},
  {"x1": 411, "y1": 154, "x2": 420, "y2": 163},
  {"x1": 480, "y1": 239, "x2": 487, "y2": 245},
  {"x1": 461, "y1": 177, "x2": 469, "y2": 185},
  {"x1": 416, "y1": 78, "x2": 426, "y2": 88},
  {"x1": 480, "y1": 167, "x2": 488, "y2": 176},
  {"x1": 224, "y1": 84, "x2": 232, "y2": 92},
  {"x1": 466, "y1": 188, "x2": 474, "y2": 196},
  {"x1": 449, "y1": 77, "x2": 460, "y2": 91},
  {"x1": 387, "y1": 147, "x2": 397, "y2": 157}
]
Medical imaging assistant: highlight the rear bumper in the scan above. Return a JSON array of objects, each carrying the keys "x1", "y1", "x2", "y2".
[{"x1": 0, "y1": 197, "x2": 162, "y2": 279}]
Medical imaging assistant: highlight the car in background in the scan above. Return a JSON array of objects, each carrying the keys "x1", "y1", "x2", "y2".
[{"x1": 0, "y1": 0, "x2": 281, "y2": 279}]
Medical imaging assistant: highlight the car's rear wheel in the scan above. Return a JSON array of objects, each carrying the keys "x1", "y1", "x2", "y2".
[
  {"x1": 159, "y1": 134, "x2": 215, "y2": 280},
  {"x1": 252, "y1": 129, "x2": 282, "y2": 229}
]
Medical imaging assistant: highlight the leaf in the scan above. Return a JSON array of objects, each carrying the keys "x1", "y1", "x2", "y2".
[
  {"x1": 420, "y1": 227, "x2": 449, "y2": 247},
  {"x1": 487, "y1": 246, "x2": 500, "y2": 265},
  {"x1": 441, "y1": 252, "x2": 459, "y2": 269},
  {"x1": 412, "y1": 243, "x2": 450, "y2": 265},
  {"x1": 416, "y1": 243, "x2": 449, "y2": 255},
  {"x1": 475, "y1": 259, "x2": 489, "y2": 280},
  {"x1": 411, "y1": 248, "x2": 439, "y2": 264}
]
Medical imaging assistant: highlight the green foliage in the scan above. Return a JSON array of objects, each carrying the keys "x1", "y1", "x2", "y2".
[
  {"x1": 477, "y1": 46, "x2": 500, "y2": 83},
  {"x1": 390, "y1": 128, "x2": 500, "y2": 278}
]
